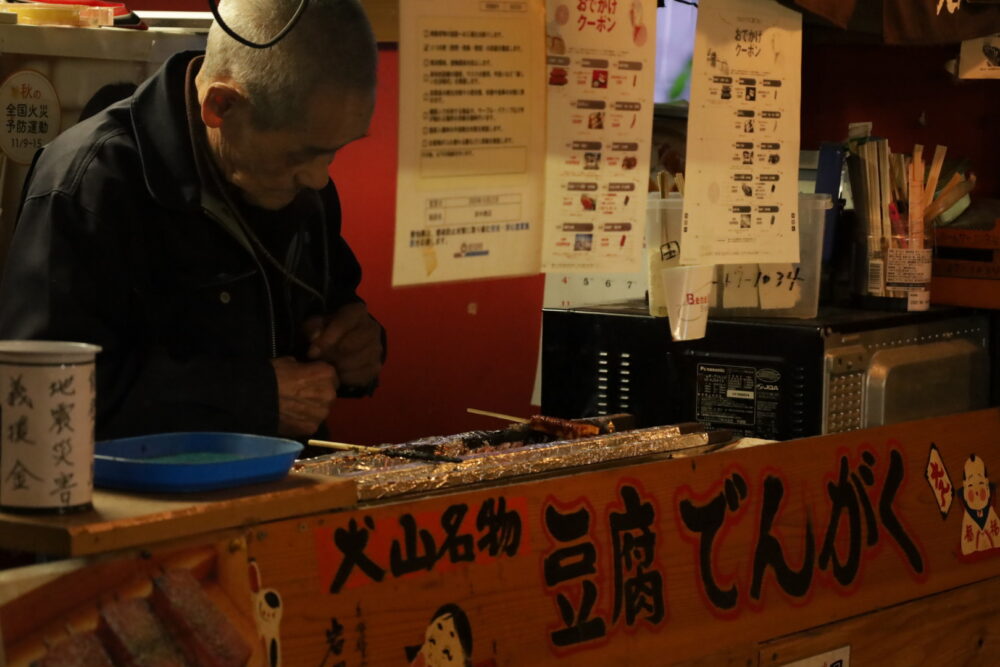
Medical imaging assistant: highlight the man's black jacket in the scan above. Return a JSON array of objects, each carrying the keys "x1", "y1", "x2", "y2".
[{"x1": 0, "y1": 51, "x2": 367, "y2": 440}]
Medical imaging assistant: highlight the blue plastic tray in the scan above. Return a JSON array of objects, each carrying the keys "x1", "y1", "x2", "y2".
[{"x1": 94, "y1": 432, "x2": 303, "y2": 493}]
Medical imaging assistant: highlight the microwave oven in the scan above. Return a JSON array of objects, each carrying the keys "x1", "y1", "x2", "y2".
[{"x1": 541, "y1": 303, "x2": 990, "y2": 440}]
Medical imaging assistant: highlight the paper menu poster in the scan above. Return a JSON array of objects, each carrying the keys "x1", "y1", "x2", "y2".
[
  {"x1": 680, "y1": 0, "x2": 802, "y2": 266},
  {"x1": 393, "y1": 0, "x2": 546, "y2": 286},
  {"x1": 539, "y1": 0, "x2": 657, "y2": 274}
]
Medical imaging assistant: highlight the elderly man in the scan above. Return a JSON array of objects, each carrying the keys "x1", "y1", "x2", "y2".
[{"x1": 0, "y1": 0, "x2": 384, "y2": 441}]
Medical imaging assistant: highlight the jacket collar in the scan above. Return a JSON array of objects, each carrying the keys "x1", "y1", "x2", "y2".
[
  {"x1": 130, "y1": 50, "x2": 203, "y2": 213},
  {"x1": 128, "y1": 51, "x2": 328, "y2": 252}
]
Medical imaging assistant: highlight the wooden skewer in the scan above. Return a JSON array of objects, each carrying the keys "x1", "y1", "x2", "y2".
[
  {"x1": 923, "y1": 144, "x2": 947, "y2": 206},
  {"x1": 924, "y1": 173, "x2": 976, "y2": 222},
  {"x1": 307, "y1": 439, "x2": 462, "y2": 464},
  {"x1": 924, "y1": 172, "x2": 963, "y2": 218},
  {"x1": 466, "y1": 408, "x2": 529, "y2": 423},
  {"x1": 656, "y1": 170, "x2": 674, "y2": 198},
  {"x1": 674, "y1": 172, "x2": 685, "y2": 196},
  {"x1": 909, "y1": 145, "x2": 925, "y2": 246}
]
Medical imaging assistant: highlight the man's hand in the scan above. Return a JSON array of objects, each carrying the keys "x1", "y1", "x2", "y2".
[
  {"x1": 302, "y1": 302, "x2": 383, "y2": 389},
  {"x1": 271, "y1": 356, "x2": 339, "y2": 437}
]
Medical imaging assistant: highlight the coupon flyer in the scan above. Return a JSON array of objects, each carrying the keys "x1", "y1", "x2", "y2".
[
  {"x1": 681, "y1": 0, "x2": 802, "y2": 266},
  {"x1": 540, "y1": 0, "x2": 657, "y2": 273}
]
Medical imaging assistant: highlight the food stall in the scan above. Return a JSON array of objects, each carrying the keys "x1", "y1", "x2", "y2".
[
  {"x1": 3, "y1": 408, "x2": 1000, "y2": 665},
  {"x1": 0, "y1": 0, "x2": 999, "y2": 664}
]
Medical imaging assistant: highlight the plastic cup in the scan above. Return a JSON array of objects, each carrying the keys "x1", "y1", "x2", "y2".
[
  {"x1": 0, "y1": 340, "x2": 101, "y2": 513},
  {"x1": 663, "y1": 265, "x2": 715, "y2": 341},
  {"x1": 646, "y1": 194, "x2": 683, "y2": 318}
]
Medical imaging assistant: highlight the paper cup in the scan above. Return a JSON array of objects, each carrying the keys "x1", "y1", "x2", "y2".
[
  {"x1": 663, "y1": 265, "x2": 715, "y2": 341},
  {"x1": 0, "y1": 340, "x2": 101, "y2": 513}
]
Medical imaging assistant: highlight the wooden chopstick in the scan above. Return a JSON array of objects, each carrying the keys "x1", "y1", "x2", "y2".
[
  {"x1": 924, "y1": 173, "x2": 976, "y2": 222},
  {"x1": 466, "y1": 408, "x2": 529, "y2": 424},
  {"x1": 656, "y1": 170, "x2": 674, "y2": 198},
  {"x1": 923, "y1": 145, "x2": 947, "y2": 207},
  {"x1": 924, "y1": 172, "x2": 964, "y2": 219},
  {"x1": 307, "y1": 439, "x2": 462, "y2": 464}
]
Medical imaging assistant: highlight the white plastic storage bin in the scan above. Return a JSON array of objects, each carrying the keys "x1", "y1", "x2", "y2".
[{"x1": 709, "y1": 193, "x2": 832, "y2": 319}]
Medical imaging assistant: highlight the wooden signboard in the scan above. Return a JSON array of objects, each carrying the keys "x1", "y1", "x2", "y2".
[{"x1": 5, "y1": 409, "x2": 1000, "y2": 665}]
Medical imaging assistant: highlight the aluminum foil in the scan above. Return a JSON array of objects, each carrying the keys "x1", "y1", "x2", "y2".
[{"x1": 295, "y1": 423, "x2": 714, "y2": 500}]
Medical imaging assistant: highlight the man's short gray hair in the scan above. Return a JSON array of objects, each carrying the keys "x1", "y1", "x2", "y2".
[{"x1": 201, "y1": 0, "x2": 377, "y2": 129}]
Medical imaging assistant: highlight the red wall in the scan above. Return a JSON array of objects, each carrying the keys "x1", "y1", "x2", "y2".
[
  {"x1": 801, "y1": 39, "x2": 999, "y2": 196},
  {"x1": 326, "y1": 50, "x2": 545, "y2": 445}
]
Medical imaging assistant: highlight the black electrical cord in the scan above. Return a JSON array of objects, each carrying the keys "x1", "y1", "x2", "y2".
[{"x1": 206, "y1": 0, "x2": 310, "y2": 49}]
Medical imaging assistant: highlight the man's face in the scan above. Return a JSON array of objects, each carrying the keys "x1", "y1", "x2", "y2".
[{"x1": 218, "y1": 86, "x2": 374, "y2": 210}]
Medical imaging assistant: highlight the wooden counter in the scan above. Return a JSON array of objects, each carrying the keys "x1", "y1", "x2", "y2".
[
  {"x1": 0, "y1": 472, "x2": 356, "y2": 557},
  {"x1": 4, "y1": 409, "x2": 1000, "y2": 665}
]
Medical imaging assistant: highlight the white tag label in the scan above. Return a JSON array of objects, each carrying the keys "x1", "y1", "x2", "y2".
[
  {"x1": 720, "y1": 263, "x2": 760, "y2": 308},
  {"x1": 757, "y1": 263, "x2": 802, "y2": 310},
  {"x1": 887, "y1": 248, "x2": 933, "y2": 287},
  {"x1": 907, "y1": 288, "x2": 931, "y2": 311},
  {"x1": 867, "y1": 258, "x2": 885, "y2": 296}
]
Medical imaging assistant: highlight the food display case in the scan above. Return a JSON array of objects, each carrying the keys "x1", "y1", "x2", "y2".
[{"x1": 3, "y1": 409, "x2": 1000, "y2": 665}]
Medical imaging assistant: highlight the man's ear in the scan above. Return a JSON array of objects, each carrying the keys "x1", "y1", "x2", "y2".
[{"x1": 201, "y1": 82, "x2": 246, "y2": 129}]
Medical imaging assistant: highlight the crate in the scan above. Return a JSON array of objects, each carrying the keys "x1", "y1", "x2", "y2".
[{"x1": 932, "y1": 217, "x2": 1000, "y2": 308}]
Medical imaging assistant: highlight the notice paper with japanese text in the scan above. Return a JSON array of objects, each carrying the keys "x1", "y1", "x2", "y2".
[
  {"x1": 681, "y1": 0, "x2": 802, "y2": 265},
  {"x1": 393, "y1": 0, "x2": 546, "y2": 286},
  {"x1": 540, "y1": 0, "x2": 657, "y2": 273}
]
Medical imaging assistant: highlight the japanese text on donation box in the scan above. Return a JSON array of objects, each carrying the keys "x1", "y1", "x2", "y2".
[
  {"x1": 1, "y1": 70, "x2": 61, "y2": 165},
  {"x1": 681, "y1": 0, "x2": 802, "y2": 265},
  {"x1": 393, "y1": 0, "x2": 545, "y2": 286},
  {"x1": 1, "y1": 361, "x2": 96, "y2": 509}
]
